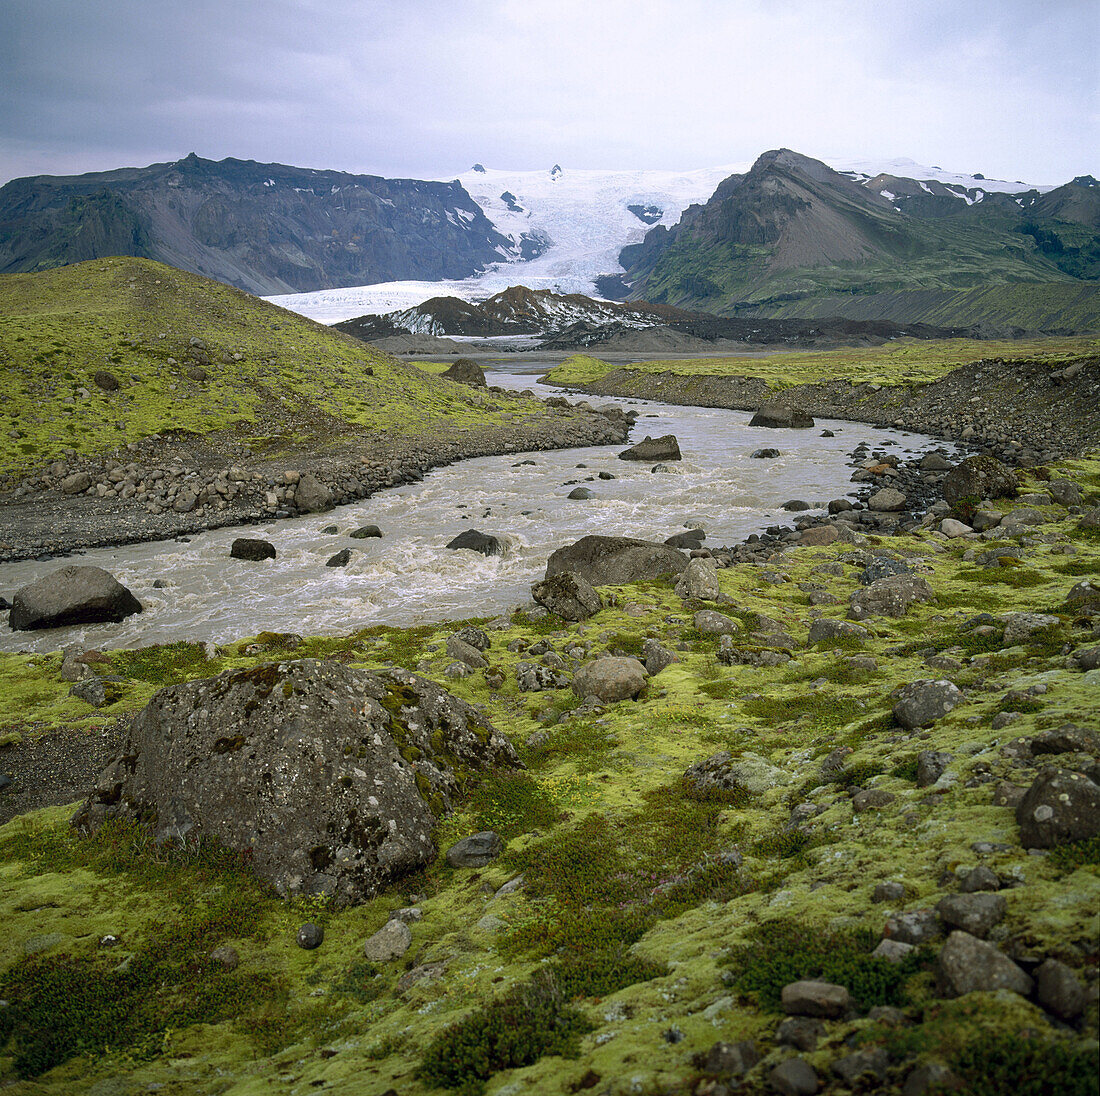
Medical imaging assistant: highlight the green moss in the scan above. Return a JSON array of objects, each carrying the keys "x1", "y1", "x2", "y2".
[
  {"x1": 1047, "y1": 837, "x2": 1100, "y2": 874},
  {"x1": 466, "y1": 771, "x2": 563, "y2": 838},
  {"x1": 948, "y1": 1030, "x2": 1098, "y2": 1095},
  {"x1": 110, "y1": 640, "x2": 219, "y2": 686}
]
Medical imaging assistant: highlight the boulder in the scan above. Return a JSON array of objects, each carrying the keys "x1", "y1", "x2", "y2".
[
  {"x1": 362, "y1": 919, "x2": 413, "y2": 961},
  {"x1": 675, "y1": 557, "x2": 721, "y2": 600},
  {"x1": 350, "y1": 524, "x2": 383, "y2": 539},
  {"x1": 936, "y1": 893, "x2": 1006, "y2": 938},
  {"x1": 1047, "y1": 478, "x2": 1082, "y2": 506},
  {"x1": 440, "y1": 358, "x2": 486, "y2": 386},
  {"x1": 617, "y1": 434, "x2": 681, "y2": 461},
  {"x1": 935, "y1": 931, "x2": 1033, "y2": 998},
  {"x1": 294, "y1": 472, "x2": 334, "y2": 513},
  {"x1": 446, "y1": 831, "x2": 504, "y2": 867},
  {"x1": 860, "y1": 557, "x2": 910, "y2": 585},
  {"x1": 868, "y1": 487, "x2": 907, "y2": 512},
  {"x1": 325, "y1": 548, "x2": 352, "y2": 568},
  {"x1": 751, "y1": 448, "x2": 781, "y2": 459},
  {"x1": 531, "y1": 571, "x2": 602, "y2": 621},
  {"x1": 642, "y1": 638, "x2": 677, "y2": 675},
  {"x1": 807, "y1": 618, "x2": 869, "y2": 646},
  {"x1": 684, "y1": 750, "x2": 791, "y2": 796},
  {"x1": 545, "y1": 535, "x2": 687, "y2": 586},
  {"x1": 694, "y1": 609, "x2": 740, "y2": 635},
  {"x1": 884, "y1": 908, "x2": 942, "y2": 946},
  {"x1": 230, "y1": 538, "x2": 276, "y2": 561},
  {"x1": 848, "y1": 574, "x2": 934, "y2": 620},
  {"x1": 72, "y1": 660, "x2": 518, "y2": 905},
  {"x1": 1016, "y1": 768, "x2": 1100, "y2": 848},
  {"x1": 942, "y1": 456, "x2": 1018, "y2": 507},
  {"x1": 749, "y1": 401, "x2": 814, "y2": 428},
  {"x1": 781, "y1": 980, "x2": 850, "y2": 1018},
  {"x1": 665, "y1": 529, "x2": 705, "y2": 549},
  {"x1": 797, "y1": 525, "x2": 839, "y2": 547},
  {"x1": 1001, "y1": 612, "x2": 1059, "y2": 646},
  {"x1": 445, "y1": 635, "x2": 488, "y2": 670},
  {"x1": 452, "y1": 625, "x2": 490, "y2": 652},
  {"x1": 567, "y1": 487, "x2": 593, "y2": 500},
  {"x1": 446, "y1": 529, "x2": 502, "y2": 556},
  {"x1": 1035, "y1": 958, "x2": 1087, "y2": 1021},
  {"x1": 571, "y1": 656, "x2": 647, "y2": 703},
  {"x1": 893, "y1": 680, "x2": 963, "y2": 729},
  {"x1": 940, "y1": 518, "x2": 973, "y2": 538},
  {"x1": 916, "y1": 750, "x2": 953, "y2": 787},
  {"x1": 10, "y1": 566, "x2": 142, "y2": 631},
  {"x1": 769, "y1": 1058, "x2": 819, "y2": 1096},
  {"x1": 60, "y1": 472, "x2": 92, "y2": 495}
]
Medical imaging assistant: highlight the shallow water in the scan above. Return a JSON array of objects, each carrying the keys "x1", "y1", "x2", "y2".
[{"x1": 0, "y1": 364, "x2": 957, "y2": 653}]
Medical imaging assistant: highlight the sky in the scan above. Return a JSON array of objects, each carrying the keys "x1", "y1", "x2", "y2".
[{"x1": 1, "y1": 0, "x2": 1097, "y2": 188}]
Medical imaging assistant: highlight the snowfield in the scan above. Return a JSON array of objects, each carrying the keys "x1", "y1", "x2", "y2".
[{"x1": 266, "y1": 157, "x2": 1052, "y2": 323}]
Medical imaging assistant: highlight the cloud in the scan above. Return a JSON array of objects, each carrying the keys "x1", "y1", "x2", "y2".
[{"x1": 0, "y1": 0, "x2": 1095, "y2": 185}]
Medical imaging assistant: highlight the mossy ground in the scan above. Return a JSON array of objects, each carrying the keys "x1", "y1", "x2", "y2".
[
  {"x1": 0, "y1": 458, "x2": 1097, "y2": 1093},
  {"x1": 545, "y1": 336, "x2": 1100, "y2": 390},
  {"x1": 0, "y1": 258, "x2": 541, "y2": 476}
]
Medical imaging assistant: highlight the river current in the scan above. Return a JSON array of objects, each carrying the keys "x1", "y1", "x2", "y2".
[{"x1": 0, "y1": 363, "x2": 959, "y2": 654}]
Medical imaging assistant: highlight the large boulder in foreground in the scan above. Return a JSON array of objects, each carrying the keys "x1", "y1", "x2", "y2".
[
  {"x1": 72, "y1": 660, "x2": 518, "y2": 905},
  {"x1": 618, "y1": 434, "x2": 681, "y2": 461},
  {"x1": 942, "y1": 456, "x2": 1017, "y2": 507},
  {"x1": 9, "y1": 566, "x2": 142, "y2": 631},
  {"x1": 545, "y1": 534, "x2": 687, "y2": 586}
]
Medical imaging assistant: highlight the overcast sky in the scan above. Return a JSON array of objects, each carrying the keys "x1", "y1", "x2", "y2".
[{"x1": 1, "y1": 0, "x2": 1096, "y2": 187}]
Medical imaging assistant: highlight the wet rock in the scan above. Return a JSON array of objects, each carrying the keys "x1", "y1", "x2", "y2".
[
  {"x1": 446, "y1": 529, "x2": 502, "y2": 556},
  {"x1": 1016, "y1": 767, "x2": 1100, "y2": 847},
  {"x1": 848, "y1": 574, "x2": 934, "y2": 620},
  {"x1": 665, "y1": 529, "x2": 706, "y2": 549},
  {"x1": 10, "y1": 565, "x2": 142, "y2": 630},
  {"x1": 567, "y1": 486, "x2": 593, "y2": 500},
  {"x1": 775, "y1": 1017, "x2": 823, "y2": 1051},
  {"x1": 1035, "y1": 958, "x2": 1087, "y2": 1020},
  {"x1": 446, "y1": 831, "x2": 504, "y2": 868},
  {"x1": 230, "y1": 538, "x2": 276, "y2": 561},
  {"x1": 936, "y1": 893, "x2": 1006, "y2": 938},
  {"x1": 295, "y1": 472, "x2": 333, "y2": 513},
  {"x1": 362, "y1": 919, "x2": 412, "y2": 961},
  {"x1": 296, "y1": 923, "x2": 324, "y2": 949},
  {"x1": 675, "y1": 557, "x2": 721, "y2": 600},
  {"x1": 350, "y1": 524, "x2": 383, "y2": 539},
  {"x1": 751, "y1": 448, "x2": 781, "y2": 458},
  {"x1": 72, "y1": 660, "x2": 517, "y2": 905},
  {"x1": 618, "y1": 434, "x2": 681, "y2": 461},
  {"x1": 325, "y1": 548, "x2": 352, "y2": 568},
  {"x1": 893, "y1": 680, "x2": 963, "y2": 729},
  {"x1": 749, "y1": 400, "x2": 814, "y2": 429},
  {"x1": 781, "y1": 980, "x2": 850, "y2": 1018},
  {"x1": 572, "y1": 656, "x2": 647, "y2": 703},
  {"x1": 531, "y1": 571, "x2": 602, "y2": 621},
  {"x1": 445, "y1": 635, "x2": 488, "y2": 670},
  {"x1": 768, "y1": 1057, "x2": 819, "y2": 1096},
  {"x1": 935, "y1": 930, "x2": 1033, "y2": 997},
  {"x1": 884, "y1": 908, "x2": 941, "y2": 946},
  {"x1": 916, "y1": 750, "x2": 953, "y2": 787},
  {"x1": 942, "y1": 456, "x2": 1017, "y2": 507},
  {"x1": 546, "y1": 534, "x2": 686, "y2": 586}
]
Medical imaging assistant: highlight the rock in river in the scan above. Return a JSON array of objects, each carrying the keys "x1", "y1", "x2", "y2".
[
  {"x1": 618, "y1": 434, "x2": 681, "y2": 461},
  {"x1": 72, "y1": 660, "x2": 518, "y2": 905},
  {"x1": 9, "y1": 566, "x2": 142, "y2": 631}
]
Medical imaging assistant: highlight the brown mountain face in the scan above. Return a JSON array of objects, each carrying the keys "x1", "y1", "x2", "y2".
[{"x1": 0, "y1": 154, "x2": 520, "y2": 294}]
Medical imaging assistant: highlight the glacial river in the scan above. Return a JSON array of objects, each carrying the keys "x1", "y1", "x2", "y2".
[{"x1": 0, "y1": 363, "x2": 958, "y2": 654}]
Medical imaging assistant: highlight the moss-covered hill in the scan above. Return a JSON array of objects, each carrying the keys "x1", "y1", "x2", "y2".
[
  {"x1": 0, "y1": 257, "x2": 532, "y2": 476},
  {"x1": 0, "y1": 460, "x2": 1097, "y2": 1094}
]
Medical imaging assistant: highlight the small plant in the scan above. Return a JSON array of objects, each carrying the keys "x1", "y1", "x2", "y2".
[
  {"x1": 1048, "y1": 836, "x2": 1100, "y2": 874},
  {"x1": 949, "y1": 1030, "x2": 1098, "y2": 1096},
  {"x1": 466, "y1": 770, "x2": 563, "y2": 838}
]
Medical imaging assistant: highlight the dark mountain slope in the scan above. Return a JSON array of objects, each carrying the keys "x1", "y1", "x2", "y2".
[{"x1": 0, "y1": 155, "x2": 517, "y2": 294}]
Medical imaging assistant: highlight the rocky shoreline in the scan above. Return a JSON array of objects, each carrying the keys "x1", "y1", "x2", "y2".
[{"x1": 0, "y1": 396, "x2": 632, "y2": 563}]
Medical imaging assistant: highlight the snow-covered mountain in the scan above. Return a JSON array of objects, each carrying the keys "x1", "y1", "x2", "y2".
[{"x1": 266, "y1": 156, "x2": 1057, "y2": 323}]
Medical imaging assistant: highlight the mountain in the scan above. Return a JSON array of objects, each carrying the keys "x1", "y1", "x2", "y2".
[
  {"x1": 621, "y1": 150, "x2": 1100, "y2": 328},
  {"x1": 0, "y1": 154, "x2": 518, "y2": 294}
]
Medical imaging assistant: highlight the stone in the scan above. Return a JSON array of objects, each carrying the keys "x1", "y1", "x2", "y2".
[
  {"x1": 93, "y1": 369, "x2": 120, "y2": 391},
  {"x1": 665, "y1": 529, "x2": 706, "y2": 549},
  {"x1": 935, "y1": 930, "x2": 1033, "y2": 997},
  {"x1": 748, "y1": 400, "x2": 814, "y2": 429},
  {"x1": 572, "y1": 656, "x2": 647, "y2": 703},
  {"x1": 618, "y1": 434, "x2": 681, "y2": 461},
  {"x1": 768, "y1": 1057, "x2": 819, "y2": 1096},
  {"x1": 942, "y1": 456, "x2": 1018, "y2": 507},
  {"x1": 1016, "y1": 767, "x2": 1100, "y2": 847},
  {"x1": 72, "y1": 661, "x2": 517, "y2": 905},
  {"x1": 872, "y1": 938, "x2": 916, "y2": 963},
  {"x1": 70, "y1": 676, "x2": 110, "y2": 707},
  {"x1": 1073, "y1": 646, "x2": 1100, "y2": 671},
  {"x1": 781, "y1": 980, "x2": 850, "y2": 1018},
  {"x1": 530, "y1": 571, "x2": 602, "y2": 621},
  {"x1": 700, "y1": 1040, "x2": 759, "y2": 1078},
  {"x1": 1029, "y1": 724, "x2": 1100, "y2": 755},
  {"x1": 832, "y1": 1048, "x2": 889, "y2": 1085},
  {"x1": 446, "y1": 831, "x2": 504, "y2": 868},
  {"x1": 919, "y1": 453, "x2": 954, "y2": 471},
  {"x1": 852, "y1": 788, "x2": 896, "y2": 811},
  {"x1": 774, "y1": 1017, "x2": 823, "y2": 1051},
  {"x1": 959, "y1": 866, "x2": 1001, "y2": 893},
  {"x1": 453, "y1": 625, "x2": 490, "y2": 651},
  {"x1": 10, "y1": 566, "x2": 142, "y2": 630},
  {"x1": 440, "y1": 358, "x2": 486, "y2": 386},
  {"x1": 362, "y1": 919, "x2": 412, "y2": 961},
  {"x1": 325, "y1": 548, "x2": 352, "y2": 568},
  {"x1": 860, "y1": 556, "x2": 910, "y2": 585},
  {"x1": 684, "y1": 750, "x2": 791, "y2": 796},
  {"x1": 848, "y1": 574, "x2": 934, "y2": 620},
  {"x1": 872, "y1": 881, "x2": 906, "y2": 904},
  {"x1": 916, "y1": 750, "x2": 953, "y2": 787},
  {"x1": 1001, "y1": 612, "x2": 1059, "y2": 646},
  {"x1": 936, "y1": 893, "x2": 1006, "y2": 938},
  {"x1": 567, "y1": 487, "x2": 593, "y2": 500},
  {"x1": 642, "y1": 639, "x2": 677, "y2": 676},
  {"x1": 808, "y1": 621, "x2": 871, "y2": 652},
  {"x1": 294, "y1": 472, "x2": 333, "y2": 513},
  {"x1": 971, "y1": 509, "x2": 1003, "y2": 532},
  {"x1": 797, "y1": 525, "x2": 839, "y2": 547},
  {"x1": 782, "y1": 500, "x2": 812, "y2": 511},
  {"x1": 751, "y1": 448, "x2": 781, "y2": 458},
  {"x1": 868, "y1": 487, "x2": 907, "y2": 512},
  {"x1": 230, "y1": 538, "x2": 276, "y2": 561},
  {"x1": 1048, "y1": 478, "x2": 1083, "y2": 506},
  {"x1": 675, "y1": 558, "x2": 721, "y2": 600},
  {"x1": 445, "y1": 635, "x2": 488, "y2": 670},
  {"x1": 893, "y1": 680, "x2": 963, "y2": 729},
  {"x1": 210, "y1": 945, "x2": 240, "y2": 970},
  {"x1": 296, "y1": 923, "x2": 324, "y2": 949},
  {"x1": 60, "y1": 472, "x2": 92, "y2": 495},
  {"x1": 884, "y1": 908, "x2": 941, "y2": 946},
  {"x1": 445, "y1": 529, "x2": 502, "y2": 556},
  {"x1": 1035, "y1": 958, "x2": 1087, "y2": 1020},
  {"x1": 940, "y1": 518, "x2": 973, "y2": 538},
  {"x1": 694, "y1": 609, "x2": 740, "y2": 635},
  {"x1": 903, "y1": 1063, "x2": 962, "y2": 1096},
  {"x1": 350, "y1": 525, "x2": 383, "y2": 539},
  {"x1": 546, "y1": 535, "x2": 687, "y2": 586}
]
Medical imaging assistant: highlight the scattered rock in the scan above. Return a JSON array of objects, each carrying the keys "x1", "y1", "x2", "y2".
[
  {"x1": 567, "y1": 487, "x2": 593, "y2": 500},
  {"x1": 230, "y1": 538, "x2": 276, "y2": 561},
  {"x1": 362, "y1": 919, "x2": 412, "y2": 961},
  {"x1": 807, "y1": 618, "x2": 869, "y2": 646},
  {"x1": 832, "y1": 1048, "x2": 889, "y2": 1085},
  {"x1": 935, "y1": 930, "x2": 1033, "y2": 997},
  {"x1": 296, "y1": 923, "x2": 324, "y2": 950},
  {"x1": 774, "y1": 1017, "x2": 823, "y2": 1051},
  {"x1": 350, "y1": 525, "x2": 383, "y2": 539},
  {"x1": 849, "y1": 574, "x2": 934, "y2": 620},
  {"x1": 884, "y1": 908, "x2": 941, "y2": 946},
  {"x1": 936, "y1": 893, "x2": 1006, "y2": 938},
  {"x1": 642, "y1": 638, "x2": 677, "y2": 675},
  {"x1": 93, "y1": 369, "x2": 120, "y2": 391},
  {"x1": 768, "y1": 1057, "x2": 819, "y2": 1096},
  {"x1": 1001, "y1": 612, "x2": 1059, "y2": 646},
  {"x1": 294, "y1": 472, "x2": 334, "y2": 513},
  {"x1": 325, "y1": 548, "x2": 352, "y2": 568},
  {"x1": 440, "y1": 358, "x2": 486, "y2": 386},
  {"x1": 445, "y1": 635, "x2": 488, "y2": 670},
  {"x1": 781, "y1": 979, "x2": 850, "y2": 1018},
  {"x1": 893, "y1": 680, "x2": 963, "y2": 729},
  {"x1": 210, "y1": 945, "x2": 240, "y2": 970},
  {"x1": 916, "y1": 750, "x2": 953, "y2": 787},
  {"x1": 545, "y1": 534, "x2": 686, "y2": 586},
  {"x1": 674, "y1": 557, "x2": 721, "y2": 600},
  {"x1": 958, "y1": 866, "x2": 1000, "y2": 893},
  {"x1": 1035, "y1": 958, "x2": 1087, "y2": 1020},
  {"x1": 942, "y1": 456, "x2": 1018, "y2": 507},
  {"x1": 1016, "y1": 767, "x2": 1100, "y2": 847},
  {"x1": 868, "y1": 487, "x2": 907, "y2": 512},
  {"x1": 446, "y1": 831, "x2": 504, "y2": 868},
  {"x1": 749, "y1": 401, "x2": 814, "y2": 429},
  {"x1": 700, "y1": 1040, "x2": 759, "y2": 1079},
  {"x1": 572, "y1": 656, "x2": 647, "y2": 703},
  {"x1": 694, "y1": 609, "x2": 740, "y2": 635}
]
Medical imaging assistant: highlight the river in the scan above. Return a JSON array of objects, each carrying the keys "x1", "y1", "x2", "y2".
[{"x1": 0, "y1": 362, "x2": 959, "y2": 653}]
